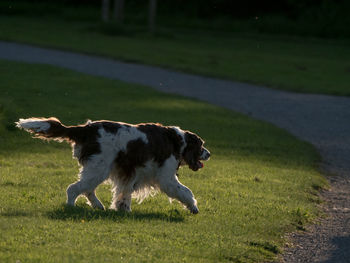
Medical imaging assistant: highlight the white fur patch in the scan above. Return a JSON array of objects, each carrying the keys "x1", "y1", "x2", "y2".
[
  {"x1": 131, "y1": 160, "x2": 159, "y2": 203},
  {"x1": 96, "y1": 125, "x2": 148, "y2": 158},
  {"x1": 108, "y1": 159, "x2": 159, "y2": 206},
  {"x1": 115, "y1": 125, "x2": 149, "y2": 151},
  {"x1": 72, "y1": 143, "x2": 82, "y2": 160},
  {"x1": 171, "y1": 126, "x2": 187, "y2": 154},
  {"x1": 15, "y1": 118, "x2": 51, "y2": 132}
]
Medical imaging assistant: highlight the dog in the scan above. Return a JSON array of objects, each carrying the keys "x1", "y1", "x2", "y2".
[{"x1": 16, "y1": 117, "x2": 210, "y2": 214}]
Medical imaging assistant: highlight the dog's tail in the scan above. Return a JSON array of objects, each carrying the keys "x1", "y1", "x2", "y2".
[{"x1": 16, "y1": 117, "x2": 71, "y2": 142}]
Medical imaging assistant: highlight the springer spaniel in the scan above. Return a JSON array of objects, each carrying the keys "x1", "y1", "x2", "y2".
[{"x1": 16, "y1": 118, "x2": 210, "y2": 214}]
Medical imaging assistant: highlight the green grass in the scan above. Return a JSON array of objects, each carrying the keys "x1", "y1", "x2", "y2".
[
  {"x1": 0, "y1": 1, "x2": 349, "y2": 96},
  {"x1": 0, "y1": 59, "x2": 327, "y2": 262}
]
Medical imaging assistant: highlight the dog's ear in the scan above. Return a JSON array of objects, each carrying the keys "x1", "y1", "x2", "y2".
[
  {"x1": 183, "y1": 132, "x2": 203, "y2": 171},
  {"x1": 185, "y1": 131, "x2": 204, "y2": 149}
]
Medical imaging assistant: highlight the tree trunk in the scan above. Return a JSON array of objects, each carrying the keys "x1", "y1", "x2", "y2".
[
  {"x1": 101, "y1": 0, "x2": 110, "y2": 22},
  {"x1": 148, "y1": 0, "x2": 157, "y2": 34},
  {"x1": 113, "y1": 0, "x2": 125, "y2": 24}
]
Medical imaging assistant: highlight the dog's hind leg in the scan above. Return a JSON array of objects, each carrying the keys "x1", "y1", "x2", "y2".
[
  {"x1": 111, "y1": 192, "x2": 132, "y2": 212},
  {"x1": 66, "y1": 157, "x2": 111, "y2": 209},
  {"x1": 85, "y1": 191, "x2": 105, "y2": 210},
  {"x1": 110, "y1": 180, "x2": 132, "y2": 212}
]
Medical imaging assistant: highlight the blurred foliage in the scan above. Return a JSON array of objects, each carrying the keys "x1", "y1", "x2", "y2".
[
  {"x1": 12, "y1": 0, "x2": 346, "y2": 19},
  {"x1": 1, "y1": 0, "x2": 350, "y2": 38}
]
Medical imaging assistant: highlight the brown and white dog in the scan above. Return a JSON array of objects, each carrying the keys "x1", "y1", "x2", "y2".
[{"x1": 16, "y1": 117, "x2": 210, "y2": 214}]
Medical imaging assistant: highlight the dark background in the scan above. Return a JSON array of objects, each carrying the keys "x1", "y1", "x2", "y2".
[{"x1": 2, "y1": 0, "x2": 350, "y2": 38}]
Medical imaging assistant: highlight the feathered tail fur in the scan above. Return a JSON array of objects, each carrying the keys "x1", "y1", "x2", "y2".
[{"x1": 16, "y1": 117, "x2": 70, "y2": 142}]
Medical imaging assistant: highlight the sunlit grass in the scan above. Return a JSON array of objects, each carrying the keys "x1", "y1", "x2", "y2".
[{"x1": 0, "y1": 60, "x2": 327, "y2": 262}]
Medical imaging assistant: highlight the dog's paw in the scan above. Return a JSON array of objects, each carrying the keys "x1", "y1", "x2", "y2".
[
  {"x1": 117, "y1": 202, "x2": 131, "y2": 212},
  {"x1": 190, "y1": 206, "x2": 199, "y2": 214},
  {"x1": 93, "y1": 203, "x2": 105, "y2": 210}
]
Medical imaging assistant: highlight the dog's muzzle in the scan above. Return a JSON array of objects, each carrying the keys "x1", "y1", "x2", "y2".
[{"x1": 200, "y1": 147, "x2": 210, "y2": 161}]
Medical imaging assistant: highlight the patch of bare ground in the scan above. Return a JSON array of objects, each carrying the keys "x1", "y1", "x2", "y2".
[{"x1": 281, "y1": 166, "x2": 350, "y2": 263}]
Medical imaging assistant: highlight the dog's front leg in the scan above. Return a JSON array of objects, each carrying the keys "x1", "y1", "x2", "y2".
[
  {"x1": 159, "y1": 175, "x2": 199, "y2": 214},
  {"x1": 157, "y1": 157, "x2": 199, "y2": 214}
]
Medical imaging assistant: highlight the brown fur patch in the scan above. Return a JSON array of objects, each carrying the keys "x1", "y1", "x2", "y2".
[
  {"x1": 67, "y1": 123, "x2": 101, "y2": 163},
  {"x1": 114, "y1": 123, "x2": 183, "y2": 181},
  {"x1": 98, "y1": 121, "x2": 123, "y2": 134},
  {"x1": 114, "y1": 138, "x2": 149, "y2": 180},
  {"x1": 137, "y1": 123, "x2": 183, "y2": 164}
]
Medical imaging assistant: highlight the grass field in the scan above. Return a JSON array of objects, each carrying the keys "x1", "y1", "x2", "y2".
[
  {"x1": 0, "y1": 59, "x2": 327, "y2": 262},
  {"x1": 0, "y1": 2, "x2": 349, "y2": 96}
]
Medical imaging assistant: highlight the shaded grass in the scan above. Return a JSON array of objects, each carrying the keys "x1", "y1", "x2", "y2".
[
  {"x1": 0, "y1": 1, "x2": 349, "y2": 96},
  {"x1": 0, "y1": 60, "x2": 327, "y2": 262},
  {"x1": 47, "y1": 204, "x2": 185, "y2": 223}
]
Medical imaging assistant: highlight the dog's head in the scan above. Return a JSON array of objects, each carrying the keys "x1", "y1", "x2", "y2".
[{"x1": 182, "y1": 131, "x2": 210, "y2": 171}]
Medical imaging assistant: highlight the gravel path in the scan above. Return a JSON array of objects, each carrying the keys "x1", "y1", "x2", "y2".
[{"x1": 1, "y1": 41, "x2": 350, "y2": 262}]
